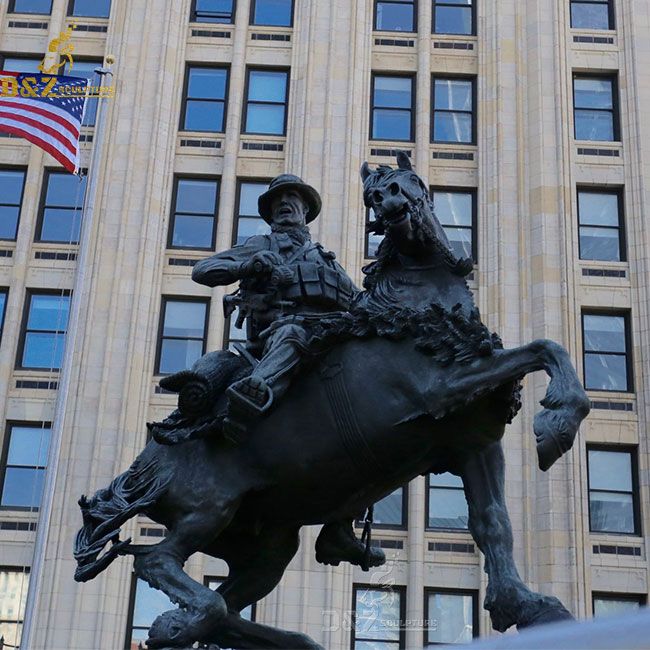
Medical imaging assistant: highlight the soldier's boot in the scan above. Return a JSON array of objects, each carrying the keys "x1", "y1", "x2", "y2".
[
  {"x1": 315, "y1": 520, "x2": 386, "y2": 571},
  {"x1": 223, "y1": 376, "x2": 273, "y2": 443}
]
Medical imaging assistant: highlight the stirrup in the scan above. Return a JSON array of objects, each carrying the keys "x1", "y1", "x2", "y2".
[{"x1": 226, "y1": 377, "x2": 274, "y2": 417}]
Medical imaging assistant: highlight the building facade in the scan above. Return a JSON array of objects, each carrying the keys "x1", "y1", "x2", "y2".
[{"x1": 0, "y1": 0, "x2": 648, "y2": 648}]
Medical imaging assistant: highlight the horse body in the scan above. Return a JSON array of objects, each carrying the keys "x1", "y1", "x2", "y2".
[{"x1": 74, "y1": 154, "x2": 590, "y2": 650}]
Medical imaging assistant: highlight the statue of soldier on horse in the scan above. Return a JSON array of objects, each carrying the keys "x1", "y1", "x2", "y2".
[{"x1": 74, "y1": 154, "x2": 590, "y2": 650}]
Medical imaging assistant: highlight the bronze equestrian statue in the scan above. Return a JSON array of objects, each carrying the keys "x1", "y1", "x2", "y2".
[{"x1": 73, "y1": 154, "x2": 590, "y2": 650}]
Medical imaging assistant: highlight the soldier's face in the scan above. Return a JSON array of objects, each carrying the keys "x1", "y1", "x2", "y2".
[{"x1": 270, "y1": 190, "x2": 308, "y2": 228}]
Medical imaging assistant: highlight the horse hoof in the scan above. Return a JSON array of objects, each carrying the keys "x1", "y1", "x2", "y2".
[{"x1": 517, "y1": 598, "x2": 574, "y2": 630}]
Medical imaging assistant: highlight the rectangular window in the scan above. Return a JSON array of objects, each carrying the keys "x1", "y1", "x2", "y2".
[
  {"x1": 432, "y1": 77, "x2": 475, "y2": 144},
  {"x1": 168, "y1": 177, "x2": 219, "y2": 250},
  {"x1": 431, "y1": 188, "x2": 476, "y2": 261},
  {"x1": 0, "y1": 569, "x2": 29, "y2": 648},
  {"x1": 181, "y1": 66, "x2": 229, "y2": 133},
  {"x1": 593, "y1": 594, "x2": 645, "y2": 617},
  {"x1": 156, "y1": 298, "x2": 208, "y2": 375},
  {"x1": 0, "y1": 290, "x2": 7, "y2": 345},
  {"x1": 68, "y1": 0, "x2": 111, "y2": 17},
  {"x1": 578, "y1": 188, "x2": 625, "y2": 262},
  {"x1": 18, "y1": 292, "x2": 70, "y2": 370},
  {"x1": 225, "y1": 317, "x2": 246, "y2": 352},
  {"x1": 243, "y1": 69, "x2": 289, "y2": 135},
  {"x1": 126, "y1": 578, "x2": 173, "y2": 650},
  {"x1": 234, "y1": 180, "x2": 271, "y2": 245},
  {"x1": 251, "y1": 0, "x2": 293, "y2": 27},
  {"x1": 37, "y1": 170, "x2": 88, "y2": 243},
  {"x1": 587, "y1": 447, "x2": 639, "y2": 535},
  {"x1": 352, "y1": 585, "x2": 405, "y2": 649},
  {"x1": 1, "y1": 423, "x2": 50, "y2": 510},
  {"x1": 63, "y1": 60, "x2": 102, "y2": 126},
  {"x1": 0, "y1": 57, "x2": 41, "y2": 73},
  {"x1": 425, "y1": 589, "x2": 477, "y2": 645},
  {"x1": 371, "y1": 74, "x2": 414, "y2": 142},
  {"x1": 375, "y1": 0, "x2": 416, "y2": 32},
  {"x1": 191, "y1": 0, "x2": 234, "y2": 23},
  {"x1": 582, "y1": 312, "x2": 631, "y2": 392},
  {"x1": 357, "y1": 486, "x2": 407, "y2": 529},
  {"x1": 433, "y1": 0, "x2": 475, "y2": 35},
  {"x1": 427, "y1": 472, "x2": 468, "y2": 530},
  {"x1": 570, "y1": 0, "x2": 614, "y2": 30},
  {"x1": 9, "y1": 0, "x2": 52, "y2": 14},
  {"x1": 0, "y1": 168, "x2": 26, "y2": 241},
  {"x1": 573, "y1": 75, "x2": 619, "y2": 142}
]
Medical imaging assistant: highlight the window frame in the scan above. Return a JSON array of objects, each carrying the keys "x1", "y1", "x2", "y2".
[
  {"x1": 592, "y1": 592, "x2": 646, "y2": 616},
  {"x1": 373, "y1": 0, "x2": 418, "y2": 33},
  {"x1": 430, "y1": 186, "x2": 477, "y2": 263},
  {"x1": 577, "y1": 186, "x2": 626, "y2": 262},
  {"x1": 190, "y1": 0, "x2": 235, "y2": 24},
  {"x1": 0, "y1": 421, "x2": 51, "y2": 512},
  {"x1": 8, "y1": 0, "x2": 52, "y2": 15},
  {"x1": 586, "y1": 444, "x2": 641, "y2": 536},
  {"x1": 351, "y1": 583, "x2": 406, "y2": 649},
  {"x1": 0, "y1": 566, "x2": 30, "y2": 649},
  {"x1": 0, "y1": 288, "x2": 8, "y2": 347},
  {"x1": 16, "y1": 289, "x2": 71, "y2": 371},
  {"x1": 431, "y1": 75, "x2": 477, "y2": 145},
  {"x1": 167, "y1": 175, "x2": 220, "y2": 251},
  {"x1": 432, "y1": 0, "x2": 476, "y2": 36},
  {"x1": 249, "y1": 0, "x2": 295, "y2": 27},
  {"x1": 425, "y1": 472, "x2": 469, "y2": 532},
  {"x1": 0, "y1": 54, "x2": 42, "y2": 72},
  {"x1": 570, "y1": 0, "x2": 615, "y2": 30},
  {"x1": 232, "y1": 178, "x2": 272, "y2": 247},
  {"x1": 581, "y1": 309, "x2": 633, "y2": 393},
  {"x1": 179, "y1": 64, "x2": 231, "y2": 134},
  {"x1": 355, "y1": 485, "x2": 409, "y2": 531},
  {"x1": 370, "y1": 72, "x2": 416, "y2": 143},
  {"x1": 154, "y1": 296, "x2": 210, "y2": 376},
  {"x1": 67, "y1": 0, "x2": 111, "y2": 18},
  {"x1": 35, "y1": 168, "x2": 87, "y2": 244},
  {"x1": 0, "y1": 166, "x2": 27, "y2": 242},
  {"x1": 423, "y1": 587, "x2": 479, "y2": 646},
  {"x1": 242, "y1": 67, "x2": 291, "y2": 136},
  {"x1": 572, "y1": 73, "x2": 620, "y2": 142}
]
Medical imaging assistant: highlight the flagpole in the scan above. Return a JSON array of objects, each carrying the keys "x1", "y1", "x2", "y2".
[{"x1": 20, "y1": 61, "x2": 114, "y2": 650}]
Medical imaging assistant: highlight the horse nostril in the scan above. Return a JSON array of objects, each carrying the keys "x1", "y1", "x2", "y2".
[
  {"x1": 389, "y1": 182, "x2": 400, "y2": 196},
  {"x1": 373, "y1": 190, "x2": 384, "y2": 203}
]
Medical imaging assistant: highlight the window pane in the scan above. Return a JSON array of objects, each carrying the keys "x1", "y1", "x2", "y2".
[
  {"x1": 583, "y1": 315, "x2": 626, "y2": 352},
  {"x1": 0, "y1": 570, "x2": 28, "y2": 649},
  {"x1": 580, "y1": 226, "x2": 620, "y2": 261},
  {"x1": 176, "y1": 180, "x2": 217, "y2": 214},
  {"x1": 236, "y1": 217, "x2": 270, "y2": 245},
  {"x1": 376, "y1": 2, "x2": 415, "y2": 32},
  {"x1": 45, "y1": 172, "x2": 87, "y2": 207},
  {"x1": 373, "y1": 488, "x2": 403, "y2": 526},
  {"x1": 0, "y1": 206, "x2": 20, "y2": 240},
  {"x1": 429, "y1": 472, "x2": 463, "y2": 488},
  {"x1": 0, "y1": 169, "x2": 26, "y2": 205},
  {"x1": 590, "y1": 491, "x2": 634, "y2": 533},
  {"x1": 184, "y1": 100, "x2": 224, "y2": 132},
  {"x1": 132, "y1": 579, "x2": 173, "y2": 628},
  {"x1": 428, "y1": 487, "x2": 469, "y2": 529},
  {"x1": 195, "y1": 0, "x2": 234, "y2": 22},
  {"x1": 355, "y1": 589, "x2": 401, "y2": 641},
  {"x1": 70, "y1": 0, "x2": 111, "y2": 18},
  {"x1": 28, "y1": 295, "x2": 70, "y2": 331},
  {"x1": 172, "y1": 215, "x2": 214, "y2": 248},
  {"x1": 434, "y1": 79, "x2": 472, "y2": 110},
  {"x1": 367, "y1": 232, "x2": 382, "y2": 258},
  {"x1": 1, "y1": 467, "x2": 45, "y2": 508},
  {"x1": 7, "y1": 426, "x2": 50, "y2": 467},
  {"x1": 248, "y1": 71, "x2": 287, "y2": 102},
  {"x1": 253, "y1": 0, "x2": 293, "y2": 26},
  {"x1": 584, "y1": 353, "x2": 628, "y2": 391},
  {"x1": 188, "y1": 68, "x2": 227, "y2": 100},
  {"x1": 22, "y1": 332, "x2": 65, "y2": 369},
  {"x1": 575, "y1": 78, "x2": 614, "y2": 109},
  {"x1": 372, "y1": 109, "x2": 412, "y2": 141},
  {"x1": 11, "y1": 0, "x2": 52, "y2": 14},
  {"x1": 588, "y1": 450, "x2": 632, "y2": 491},
  {"x1": 575, "y1": 109, "x2": 614, "y2": 141},
  {"x1": 245, "y1": 104, "x2": 286, "y2": 134},
  {"x1": 443, "y1": 227, "x2": 472, "y2": 260},
  {"x1": 427, "y1": 592, "x2": 474, "y2": 644},
  {"x1": 433, "y1": 112, "x2": 472, "y2": 143},
  {"x1": 40, "y1": 208, "x2": 82, "y2": 243},
  {"x1": 578, "y1": 192, "x2": 619, "y2": 226},
  {"x1": 1, "y1": 58, "x2": 41, "y2": 73},
  {"x1": 0, "y1": 292, "x2": 6, "y2": 332},
  {"x1": 239, "y1": 182, "x2": 269, "y2": 216},
  {"x1": 571, "y1": 4, "x2": 611, "y2": 29},
  {"x1": 375, "y1": 76, "x2": 412, "y2": 108},
  {"x1": 159, "y1": 339, "x2": 204, "y2": 374},
  {"x1": 433, "y1": 191, "x2": 472, "y2": 226},
  {"x1": 594, "y1": 598, "x2": 641, "y2": 618},
  {"x1": 163, "y1": 301, "x2": 206, "y2": 338},
  {"x1": 435, "y1": 6, "x2": 473, "y2": 35}
]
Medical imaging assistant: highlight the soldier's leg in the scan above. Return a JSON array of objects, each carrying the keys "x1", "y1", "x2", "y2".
[{"x1": 315, "y1": 519, "x2": 386, "y2": 570}]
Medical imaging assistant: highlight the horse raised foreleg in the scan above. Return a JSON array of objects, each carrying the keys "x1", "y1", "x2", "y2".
[
  {"x1": 461, "y1": 441, "x2": 573, "y2": 632},
  {"x1": 450, "y1": 340, "x2": 590, "y2": 470}
]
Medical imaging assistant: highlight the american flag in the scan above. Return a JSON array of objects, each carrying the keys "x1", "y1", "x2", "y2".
[{"x1": 0, "y1": 72, "x2": 89, "y2": 174}]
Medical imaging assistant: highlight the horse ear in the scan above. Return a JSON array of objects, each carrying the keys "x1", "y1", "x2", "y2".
[
  {"x1": 360, "y1": 162, "x2": 371, "y2": 181},
  {"x1": 396, "y1": 151, "x2": 412, "y2": 171}
]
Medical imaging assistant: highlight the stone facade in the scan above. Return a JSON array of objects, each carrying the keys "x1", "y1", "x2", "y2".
[{"x1": 0, "y1": 0, "x2": 648, "y2": 649}]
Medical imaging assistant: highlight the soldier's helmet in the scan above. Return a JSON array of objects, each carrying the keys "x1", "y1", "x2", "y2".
[{"x1": 258, "y1": 174, "x2": 322, "y2": 224}]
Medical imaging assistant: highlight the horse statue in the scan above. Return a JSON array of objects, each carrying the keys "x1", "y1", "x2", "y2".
[{"x1": 73, "y1": 153, "x2": 590, "y2": 650}]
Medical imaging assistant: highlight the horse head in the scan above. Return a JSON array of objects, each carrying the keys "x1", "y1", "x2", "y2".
[{"x1": 360, "y1": 152, "x2": 473, "y2": 278}]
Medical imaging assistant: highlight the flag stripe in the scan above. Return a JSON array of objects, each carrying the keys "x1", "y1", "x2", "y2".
[
  {"x1": 0, "y1": 112, "x2": 77, "y2": 156},
  {"x1": 0, "y1": 98, "x2": 81, "y2": 137},
  {"x1": 0, "y1": 124, "x2": 76, "y2": 173},
  {"x1": 0, "y1": 105, "x2": 78, "y2": 149}
]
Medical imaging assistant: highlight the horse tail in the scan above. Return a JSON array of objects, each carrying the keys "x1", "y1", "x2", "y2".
[{"x1": 73, "y1": 449, "x2": 170, "y2": 582}]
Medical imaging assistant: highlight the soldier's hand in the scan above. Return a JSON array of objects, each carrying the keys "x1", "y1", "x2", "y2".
[
  {"x1": 270, "y1": 265, "x2": 294, "y2": 286},
  {"x1": 241, "y1": 251, "x2": 283, "y2": 277}
]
